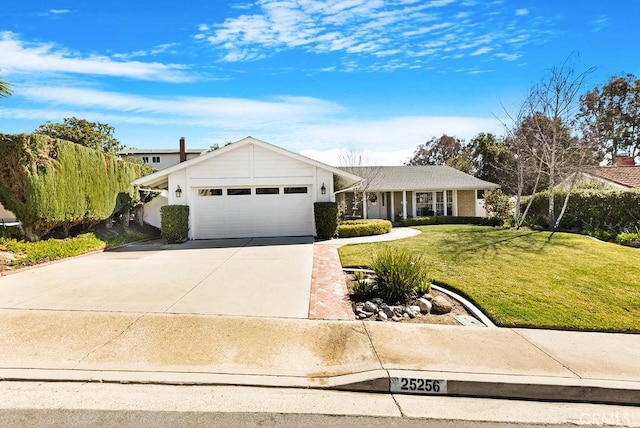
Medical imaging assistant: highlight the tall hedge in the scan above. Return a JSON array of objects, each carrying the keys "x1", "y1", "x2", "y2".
[
  {"x1": 0, "y1": 133, "x2": 151, "y2": 240},
  {"x1": 522, "y1": 189, "x2": 640, "y2": 232},
  {"x1": 314, "y1": 202, "x2": 338, "y2": 240}
]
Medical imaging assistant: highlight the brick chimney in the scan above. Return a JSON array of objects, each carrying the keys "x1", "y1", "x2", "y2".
[
  {"x1": 179, "y1": 137, "x2": 187, "y2": 163},
  {"x1": 614, "y1": 155, "x2": 635, "y2": 167}
]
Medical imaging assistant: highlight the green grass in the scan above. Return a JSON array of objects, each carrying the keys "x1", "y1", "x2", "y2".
[
  {"x1": 338, "y1": 225, "x2": 640, "y2": 332},
  {"x1": 0, "y1": 230, "x2": 142, "y2": 268}
]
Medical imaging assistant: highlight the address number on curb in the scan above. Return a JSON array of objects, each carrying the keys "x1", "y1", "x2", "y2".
[{"x1": 390, "y1": 378, "x2": 447, "y2": 394}]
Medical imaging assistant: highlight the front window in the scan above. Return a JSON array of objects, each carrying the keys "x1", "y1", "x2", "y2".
[
  {"x1": 415, "y1": 192, "x2": 433, "y2": 217},
  {"x1": 435, "y1": 191, "x2": 445, "y2": 216},
  {"x1": 152, "y1": 156, "x2": 160, "y2": 163},
  {"x1": 446, "y1": 190, "x2": 453, "y2": 216}
]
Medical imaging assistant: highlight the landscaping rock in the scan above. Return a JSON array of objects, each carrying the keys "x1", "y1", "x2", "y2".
[
  {"x1": 416, "y1": 298, "x2": 432, "y2": 314},
  {"x1": 410, "y1": 305, "x2": 421, "y2": 314},
  {"x1": 363, "y1": 301, "x2": 378, "y2": 312},
  {"x1": 371, "y1": 298, "x2": 384, "y2": 306},
  {"x1": 404, "y1": 307, "x2": 416, "y2": 319},
  {"x1": 358, "y1": 313, "x2": 368, "y2": 319},
  {"x1": 380, "y1": 304, "x2": 394, "y2": 318},
  {"x1": 377, "y1": 311, "x2": 388, "y2": 321},
  {"x1": 391, "y1": 315, "x2": 403, "y2": 322},
  {"x1": 431, "y1": 295, "x2": 453, "y2": 314},
  {"x1": 422, "y1": 293, "x2": 433, "y2": 301}
]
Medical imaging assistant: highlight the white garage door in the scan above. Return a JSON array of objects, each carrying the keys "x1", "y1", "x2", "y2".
[{"x1": 193, "y1": 186, "x2": 314, "y2": 239}]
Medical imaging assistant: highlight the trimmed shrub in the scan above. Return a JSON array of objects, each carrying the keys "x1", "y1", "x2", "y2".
[
  {"x1": 616, "y1": 231, "x2": 640, "y2": 248},
  {"x1": 484, "y1": 189, "x2": 513, "y2": 224},
  {"x1": 314, "y1": 202, "x2": 338, "y2": 240},
  {"x1": 403, "y1": 216, "x2": 503, "y2": 227},
  {"x1": 0, "y1": 133, "x2": 151, "y2": 241},
  {"x1": 338, "y1": 219, "x2": 392, "y2": 238},
  {"x1": 161, "y1": 205, "x2": 189, "y2": 243},
  {"x1": 371, "y1": 247, "x2": 430, "y2": 302},
  {"x1": 522, "y1": 189, "x2": 640, "y2": 234}
]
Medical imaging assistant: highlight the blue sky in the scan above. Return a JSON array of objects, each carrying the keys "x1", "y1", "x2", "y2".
[{"x1": 1, "y1": 1, "x2": 639, "y2": 165}]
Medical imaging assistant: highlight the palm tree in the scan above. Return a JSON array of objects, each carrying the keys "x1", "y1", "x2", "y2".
[{"x1": 0, "y1": 79, "x2": 12, "y2": 98}]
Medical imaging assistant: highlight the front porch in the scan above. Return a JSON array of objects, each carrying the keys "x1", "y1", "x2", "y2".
[{"x1": 339, "y1": 189, "x2": 485, "y2": 222}]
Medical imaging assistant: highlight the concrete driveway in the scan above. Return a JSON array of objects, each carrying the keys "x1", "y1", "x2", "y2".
[{"x1": 0, "y1": 237, "x2": 314, "y2": 318}]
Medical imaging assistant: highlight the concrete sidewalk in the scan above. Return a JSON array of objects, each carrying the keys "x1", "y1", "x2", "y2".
[{"x1": 1, "y1": 309, "x2": 638, "y2": 405}]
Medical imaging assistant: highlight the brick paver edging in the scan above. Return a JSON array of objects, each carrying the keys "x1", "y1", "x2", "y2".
[{"x1": 308, "y1": 243, "x2": 355, "y2": 320}]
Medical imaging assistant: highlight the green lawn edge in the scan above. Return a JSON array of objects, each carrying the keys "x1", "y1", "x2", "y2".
[{"x1": 338, "y1": 225, "x2": 640, "y2": 333}]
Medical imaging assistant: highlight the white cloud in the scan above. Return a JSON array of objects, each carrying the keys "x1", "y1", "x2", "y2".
[
  {"x1": 49, "y1": 9, "x2": 71, "y2": 14},
  {"x1": 196, "y1": 0, "x2": 551, "y2": 70},
  {"x1": 300, "y1": 147, "x2": 415, "y2": 166},
  {"x1": 515, "y1": 9, "x2": 529, "y2": 16},
  {"x1": 1, "y1": 85, "x2": 503, "y2": 160},
  {"x1": 13, "y1": 86, "x2": 344, "y2": 127},
  {"x1": 0, "y1": 32, "x2": 194, "y2": 83},
  {"x1": 590, "y1": 15, "x2": 609, "y2": 32},
  {"x1": 494, "y1": 52, "x2": 521, "y2": 61},
  {"x1": 470, "y1": 46, "x2": 492, "y2": 56}
]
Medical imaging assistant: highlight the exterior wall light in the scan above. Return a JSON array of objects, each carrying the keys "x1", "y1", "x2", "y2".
[
  {"x1": 321, "y1": 183, "x2": 326, "y2": 195},
  {"x1": 175, "y1": 185, "x2": 182, "y2": 198}
]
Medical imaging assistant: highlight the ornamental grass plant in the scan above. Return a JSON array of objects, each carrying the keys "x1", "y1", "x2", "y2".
[{"x1": 370, "y1": 247, "x2": 430, "y2": 302}]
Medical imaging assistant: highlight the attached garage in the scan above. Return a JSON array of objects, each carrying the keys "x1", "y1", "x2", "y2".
[
  {"x1": 133, "y1": 137, "x2": 361, "y2": 240},
  {"x1": 193, "y1": 185, "x2": 313, "y2": 239}
]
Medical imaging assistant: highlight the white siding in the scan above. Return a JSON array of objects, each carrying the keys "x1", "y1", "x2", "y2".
[
  {"x1": 253, "y1": 146, "x2": 313, "y2": 178},
  {"x1": 143, "y1": 193, "x2": 168, "y2": 229},
  {"x1": 0, "y1": 201, "x2": 17, "y2": 221},
  {"x1": 190, "y1": 145, "x2": 251, "y2": 179}
]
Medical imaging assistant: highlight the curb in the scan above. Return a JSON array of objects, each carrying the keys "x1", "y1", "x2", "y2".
[{"x1": 2, "y1": 368, "x2": 638, "y2": 406}]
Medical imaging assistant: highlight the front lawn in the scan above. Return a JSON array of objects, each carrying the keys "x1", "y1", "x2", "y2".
[{"x1": 338, "y1": 225, "x2": 640, "y2": 332}]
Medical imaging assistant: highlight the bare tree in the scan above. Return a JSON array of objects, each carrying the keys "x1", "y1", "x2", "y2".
[
  {"x1": 502, "y1": 58, "x2": 596, "y2": 230},
  {"x1": 336, "y1": 150, "x2": 381, "y2": 219},
  {"x1": 499, "y1": 98, "x2": 547, "y2": 228},
  {"x1": 526, "y1": 60, "x2": 596, "y2": 229}
]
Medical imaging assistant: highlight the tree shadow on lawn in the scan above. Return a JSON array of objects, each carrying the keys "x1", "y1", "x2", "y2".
[{"x1": 435, "y1": 228, "x2": 582, "y2": 262}]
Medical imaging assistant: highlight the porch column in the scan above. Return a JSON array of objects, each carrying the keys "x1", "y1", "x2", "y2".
[
  {"x1": 412, "y1": 191, "x2": 416, "y2": 217},
  {"x1": 363, "y1": 191, "x2": 368, "y2": 219},
  {"x1": 444, "y1": 190, "x2": 448, "y2": 216},
  {"x1": 390, "y1": 191, "x2": 395, "y2": 222},
  {"x1": 402, "y1": 191, "x2": 407, "y2": 220},
  {"x1": 453, "y1": 190, "x2": 458, "y2": 216}
]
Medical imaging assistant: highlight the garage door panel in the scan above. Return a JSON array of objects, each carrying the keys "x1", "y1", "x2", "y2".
[{"x1": 194, "y1": 187, "x2": 313, "y2": 239}]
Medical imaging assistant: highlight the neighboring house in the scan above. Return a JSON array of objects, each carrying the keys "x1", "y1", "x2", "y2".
[
  {"x1": 338, "y1": 166, "x2": 500, "y2": 222},
  {"x1": 119, "y1": 137, "x2": 206, "y2": 170},
  {"x1": 559, "y1": 156, "x2": 640, "y2": 191},
  {"x1": 133, "y1": 136, "x2": 361, "y2": 239},
  {"x1": 0, "y1": 201, "x2": 18, "y2": 226}
]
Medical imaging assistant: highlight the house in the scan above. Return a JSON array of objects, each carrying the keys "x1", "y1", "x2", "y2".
[
  {"x1": 0, "y1": 202, "x2": 18, "y2": 227},
  {"x1": 338, "y1": 166, "x2": 500, "y2": 222},
  {"x1": 132, "y1": 136, "x2": 361, "y2": 239},
  {"x1": 560, "y1": 156, "x2": 640, "y2": 191},
  {"x1": 119, "y1": 137, "x2": 206, "y2": 170}
]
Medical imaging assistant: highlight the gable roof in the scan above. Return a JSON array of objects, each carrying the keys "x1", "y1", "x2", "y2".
[
  {"x1": 339, "y1": 165, "x2": 500, "y2": 191},
  {"x1": 119, "y1": 148, "x2": 206, "y2": 155},
  {"x1": 582, "y1": 166, "x2": 640, "y2": 189},
  {"x1": 132, "y1": 136, "x2": 362, "y2": 188}
]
